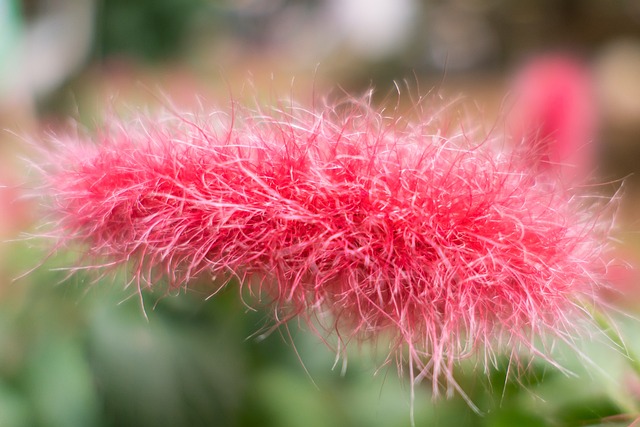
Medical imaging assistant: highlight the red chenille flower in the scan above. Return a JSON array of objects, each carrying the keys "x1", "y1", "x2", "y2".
[{"x1": 39, "y1": 95, "x2": 612, "y2": 396}]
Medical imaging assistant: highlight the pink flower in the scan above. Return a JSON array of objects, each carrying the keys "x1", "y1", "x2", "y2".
[
  {"x1": 40, "y1": 95, "x2": 612, "y2": 397},
  {"x1": 507, "y1": 54, "x2": 598, "y2": 183}
]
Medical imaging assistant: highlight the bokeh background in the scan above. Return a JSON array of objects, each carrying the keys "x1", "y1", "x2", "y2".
[{"x1": 1, "y1": 1, "x2": 640, "y2": 426}]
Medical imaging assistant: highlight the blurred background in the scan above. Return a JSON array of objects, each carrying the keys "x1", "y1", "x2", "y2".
[{"x1": 1, "y1": 0, "x2": 640, "y2": 426}]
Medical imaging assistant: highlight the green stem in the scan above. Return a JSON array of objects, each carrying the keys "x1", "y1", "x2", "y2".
[
  {"x1": 590, "y1": 307, "x2": 640, "y2": 379},
  {"x1": 581, "y1": 300, "x2": 640, "y2": 415}
]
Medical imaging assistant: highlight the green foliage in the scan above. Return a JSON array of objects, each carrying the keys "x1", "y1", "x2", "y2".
[{"x1": 96, "y1": 0, "x2": 206, "y2": 62}]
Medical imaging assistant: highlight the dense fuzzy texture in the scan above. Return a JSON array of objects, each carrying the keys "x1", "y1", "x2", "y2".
[{"x1": 41, "y1": 96, "x2": 611, "y2": 395}]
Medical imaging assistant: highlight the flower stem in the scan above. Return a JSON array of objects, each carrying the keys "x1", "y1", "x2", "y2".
[{"x1": 590, "y1": 307, "x2": 640, "y2": 379}]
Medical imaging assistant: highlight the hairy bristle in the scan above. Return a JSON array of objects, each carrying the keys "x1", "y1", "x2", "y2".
[{"x1": 39, "y1": 95, "x2": 612, "y2": 396}]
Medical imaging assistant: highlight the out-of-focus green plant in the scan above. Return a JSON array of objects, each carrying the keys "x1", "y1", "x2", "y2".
[{"x1": 96, "y1": 0, "x2": 206, "y2": 62}]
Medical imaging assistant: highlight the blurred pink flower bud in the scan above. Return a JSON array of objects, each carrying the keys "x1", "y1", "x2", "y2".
[{"x1": 507, "y1": 54, "x2": 598, "y2": 183}]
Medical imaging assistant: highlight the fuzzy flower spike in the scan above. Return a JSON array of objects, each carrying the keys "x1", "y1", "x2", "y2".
[{"x1": 40, "y1": 93, "x2": 613, "y2": 399}]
